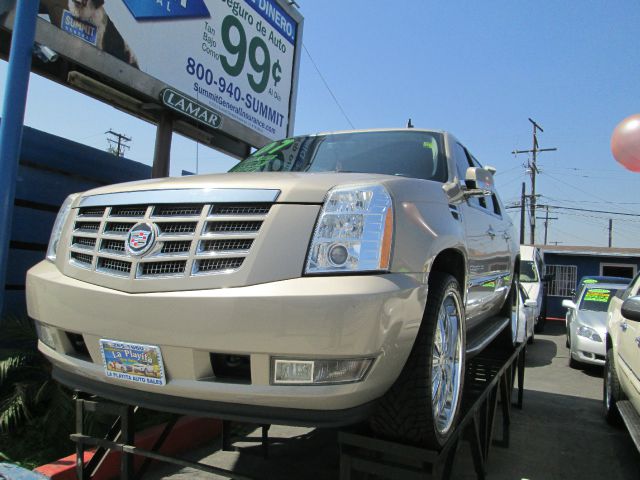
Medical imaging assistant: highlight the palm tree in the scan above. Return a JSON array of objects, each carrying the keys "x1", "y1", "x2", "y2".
[{"x1": 0, "y1": 315, "x2": 73, "y2": 436}]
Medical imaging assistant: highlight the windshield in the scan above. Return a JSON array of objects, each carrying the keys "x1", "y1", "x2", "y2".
[
  {"x1": 579, "y1": 287, "x2": 619, "y2": 312},
  {"x1": 519, "y1": 260, "x2": 539, "y2": 282},
  {"x1": 229, "y1": 131, "x2": 448, "y2": 181}
]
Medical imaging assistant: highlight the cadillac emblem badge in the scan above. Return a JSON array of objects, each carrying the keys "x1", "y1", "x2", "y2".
[{"x1": 126, "y1": 222, "x2": 157, "y2": 256}]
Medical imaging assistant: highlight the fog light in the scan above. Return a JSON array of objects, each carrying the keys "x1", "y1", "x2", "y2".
[
  {"x1": 272, "y1": 358, "x2": 373, "y2": 385},
  {"x1": 35, "y1": 322, "x2": 57, "y2": 350},
  {"x1": 328, "y1": 244, "x2": 349, "y2": 266}
]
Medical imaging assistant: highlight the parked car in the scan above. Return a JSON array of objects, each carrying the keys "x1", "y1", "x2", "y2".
[
  {"x1": 517, "y1": 283, "x2": 538, "y2": 344},
  {"x1": 572, "y1": 275, "x2": 631, "y2": 303},
  {"x1": 519, "y1": 245, "x2": 546, "y2": 332},
  {"x1": 26, "y1": 129, "x2": 519, "y2": 449},
  {"x1": 563, "y1": 283, "x2": 623, "y2": 367},
  {"x1": 604, "y1": 271, "x2": 640, "y2": 445}
]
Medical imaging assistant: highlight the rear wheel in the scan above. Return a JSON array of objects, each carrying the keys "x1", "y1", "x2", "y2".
[
  {"x1": 604, "y1": 347, "x2": 625, "y2": 425},
  {"x1": 370, "y1": 272, "x2": 465, "y2": 449}
]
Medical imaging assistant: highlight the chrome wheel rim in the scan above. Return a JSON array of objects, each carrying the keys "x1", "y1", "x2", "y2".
[{"x1": 431, "y1": 292, "x2": 463, "y2": 435}]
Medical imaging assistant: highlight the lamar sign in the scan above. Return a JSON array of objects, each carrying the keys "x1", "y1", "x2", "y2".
[{"x1": 161, "y1": 88, "x2": 222, "y2": 129}]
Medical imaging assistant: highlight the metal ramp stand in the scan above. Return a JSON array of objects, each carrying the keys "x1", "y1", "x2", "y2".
[
  {"x1": 71, "y1": 395, "x2": 270, "y2": 480},
  {"x1": 339, "y1": 342, "x2": 526, "y2": 480}
]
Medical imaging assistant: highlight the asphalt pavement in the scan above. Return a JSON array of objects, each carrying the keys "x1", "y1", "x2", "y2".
[{"x1": 149, "y1": 321, "x2": 640, "y2": 479}]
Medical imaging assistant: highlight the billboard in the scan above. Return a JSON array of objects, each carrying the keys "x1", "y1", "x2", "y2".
[{"x1": 1, "y1": 0, "x2": 303, "y2": 149}]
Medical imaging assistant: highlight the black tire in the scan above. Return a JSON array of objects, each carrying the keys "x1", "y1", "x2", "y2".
[
  {"x1": 604, "y1": 347, "x2": 625, "y2": 425},
  {"x1": 370, "y1": 272, "x2": 465, "y2": 449},
  {"x1": 568, "y1": 350, "x2": 580, "y2": 369},
  {"x1": 566, "y1": 331, "x2": 570, "y2": 348},
  {"x1": 527, "y1": 330, "x2": 534, "y2": 345}
]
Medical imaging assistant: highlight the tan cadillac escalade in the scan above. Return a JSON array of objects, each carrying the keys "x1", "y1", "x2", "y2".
[{"x1": 27, "y1": 129, "x2": 518, "y2": 448}]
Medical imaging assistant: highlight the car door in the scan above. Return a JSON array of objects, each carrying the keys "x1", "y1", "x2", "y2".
[
  {"x1": 453, "y1": 143, "x2": 508, "y2": 328},
  {"x1": 615, "y1": 274, "x2": 640, "y2": 398}
]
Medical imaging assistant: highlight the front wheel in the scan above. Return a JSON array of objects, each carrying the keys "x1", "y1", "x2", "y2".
[
  {"x1": 604, "y1": 347, "x2": 625, "y2": 425},
  {"x1": 370, "y1": 272, "x2": 465, "y2": 449}
]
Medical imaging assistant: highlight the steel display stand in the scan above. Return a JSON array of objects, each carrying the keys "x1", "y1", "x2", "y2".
[
  {"x1": 71, "y1": 396, "x2": 266, "y2": 480},
  {"x1": 70, "y1": 342, "x2": 525, "y2": 480},
  {"x1": 338, "y1": 342, "x2": 526, "y2": 480}
]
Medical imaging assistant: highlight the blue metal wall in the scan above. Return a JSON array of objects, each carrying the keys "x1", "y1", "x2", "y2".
[
  {"x1": 3, "y1": 125, "x2": 151, "y2": 316},
  {"x1": 544, "y1": 252, "x2": 640, "y2": 319}
]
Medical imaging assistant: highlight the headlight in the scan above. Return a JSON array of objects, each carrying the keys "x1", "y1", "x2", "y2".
[
  {"x1": 577, "y1": 325, "x2": 603, "y2": 342},
  {"x1": 305, "y1": 185, "x2": 393, "y2": 274},
  {"x1": 46, "y1": 194, "x2": 78, "y2": 262}
]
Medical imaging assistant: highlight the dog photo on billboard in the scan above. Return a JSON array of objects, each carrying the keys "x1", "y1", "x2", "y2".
[{"x1": 67, "y1": 0, "x2": 139, "y2": 68}]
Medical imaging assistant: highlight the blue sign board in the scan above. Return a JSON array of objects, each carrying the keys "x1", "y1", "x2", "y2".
[{"x1": 123, "y1": 0, "x2": 210, "y2": 20}]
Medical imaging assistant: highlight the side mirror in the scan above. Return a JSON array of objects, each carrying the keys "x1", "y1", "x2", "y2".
[
  {"x1": 524, "y1": 299, "x2": 538, "y2": 308},
  {"x1": 621, "y1": 296, "x2": 640, "y2": 322},
  {"x1": 562, "y1": 299, "x2": 577, "y2": 309},
  {"x1": 463, "y1": 167, "x2": 495, "y2": 197}
]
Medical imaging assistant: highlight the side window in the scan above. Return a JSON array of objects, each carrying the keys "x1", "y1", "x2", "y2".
[
  {"x1": 622, "y1": 272, "x2": 640, "y2": 300},
  {"x1": 468, "y1": 153, "x2": 487, "y2": 209},
  {"x1": 491, "y1": 194, "x2": 501, "y2": 216},
  {"x1": 453, "y1": 143, "x2": 470, "y2": 184},
  {"x1": 454, "y1": 143, "x2": 489, "y2": 210}
]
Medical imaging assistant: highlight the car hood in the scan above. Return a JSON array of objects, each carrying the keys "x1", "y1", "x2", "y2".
[
  {"x1": 74, "y1": 172, "x2": 429, "y2": 205},
  {"x1": 575, "y1": 310, "x2": 608, "y2": 333}
]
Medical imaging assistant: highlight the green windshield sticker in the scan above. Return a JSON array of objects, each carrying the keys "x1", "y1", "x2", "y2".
[
  {"x1": 583, "y1": 279, "x2": 599, "y2": 284},
  {"x1": 423, "y1": 141, "x2": 434, "y2": 149},
  {"x1": 584, "y1": 289, "x2": 611, "y2": 302}
]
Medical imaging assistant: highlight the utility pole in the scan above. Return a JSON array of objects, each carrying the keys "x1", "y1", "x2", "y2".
[
  {"x1": 105, "y1": 129, "x2": 132, "y2": 157},
  {"x1": 608, "y1": 219, "x2": 613, "y2": 248},
  {"x1": 536, "y1": 205, "x2": 558, "y2": 245},
  {"x1": 520, "y1": 182, "x2": 526, "y2": 244},
  {"x1": 512, "y1": 118, "x2": 557, "y2": 245}
]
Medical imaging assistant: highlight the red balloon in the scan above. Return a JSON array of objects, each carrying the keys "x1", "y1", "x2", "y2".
[{"x1": 611, "y1": 114, "x2": 640, "y2": 172}]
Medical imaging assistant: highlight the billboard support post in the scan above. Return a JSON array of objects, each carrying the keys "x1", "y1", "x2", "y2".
[
  {"x1": 0, "y1": 0, "x2": 40, "y2": 317},
  {"x1": 151, "y1": 112, "x2": 173, "y2": 178}
]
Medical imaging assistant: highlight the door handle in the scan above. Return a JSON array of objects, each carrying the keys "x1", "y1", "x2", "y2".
[
  {"x1": 503, "y1": 232, "x2": 511, "y2": 240},
  {"x1": 486, "y1": 227, "x2": 496, "y2": 238},
  {"x1": 621, "y1": 321, "x2": 628, "y2": 332},
  {"x1": 635, "y1": 337, "x2": 640, "y2": 347}
]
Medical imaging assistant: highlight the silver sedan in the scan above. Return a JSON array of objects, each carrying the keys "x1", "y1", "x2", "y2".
[{"x1": 562, "y1": 283, "x2": 622, "y2": 367}]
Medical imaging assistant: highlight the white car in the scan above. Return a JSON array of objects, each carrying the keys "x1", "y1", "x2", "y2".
[
  {"x1": 604, "y1": 272, "x2": 640, "y2": 435},
  {"x1": 517, "y1": 284, "x2": 537, "y2": 344},
  {"x1": 604, "y1": 287, "x2": 640, "y2": 449},
  {"x1": 563, "y1": 283, "x2": 623, "y2": 367},
  {"x1": 519, "y1": 245, "x2": 545, "y2": 332}
]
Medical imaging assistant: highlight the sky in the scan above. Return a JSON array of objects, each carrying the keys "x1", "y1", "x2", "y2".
[{"x1": 1, "y1": 0, "x2": 639, "y2": 248}]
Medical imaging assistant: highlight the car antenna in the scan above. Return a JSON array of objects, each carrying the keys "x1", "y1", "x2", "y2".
[{"x1": 407, "y1": 118, "x2": 414, "y2": 128}]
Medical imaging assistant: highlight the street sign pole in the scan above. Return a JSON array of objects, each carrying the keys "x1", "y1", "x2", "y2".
[{"x1": 0, "y1": 0, "x2": 40, "y2": 316}]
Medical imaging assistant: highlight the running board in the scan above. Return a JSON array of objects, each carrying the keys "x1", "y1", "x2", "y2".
[
  {"x1": 617, "y1": 400, "x2": 640, "y2": 453},
  {"x1": 466, "y1": 314, "x2": 511, "y2": 359}
]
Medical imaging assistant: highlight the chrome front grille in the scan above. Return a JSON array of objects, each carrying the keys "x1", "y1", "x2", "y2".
[{"x1": 67, "y1": 201, "x2": 272, "y2": 279}]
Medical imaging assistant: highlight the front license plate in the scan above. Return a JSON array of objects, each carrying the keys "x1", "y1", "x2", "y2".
[{"x1": 99, "y1": 339, "x2": 166, "y2": 386}]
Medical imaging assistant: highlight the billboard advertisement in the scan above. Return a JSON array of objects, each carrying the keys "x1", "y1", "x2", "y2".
[{"x1": 1, "y1": 0, "x2": 302, "y2": 144}]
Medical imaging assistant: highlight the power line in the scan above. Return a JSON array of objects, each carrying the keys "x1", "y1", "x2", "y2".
[
  {"x1": 506, "y1": 203, "x2": 640, "y2": 217},
  {"x1": 302, "y1": 44, "x2": 355, "y2": 129}
]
